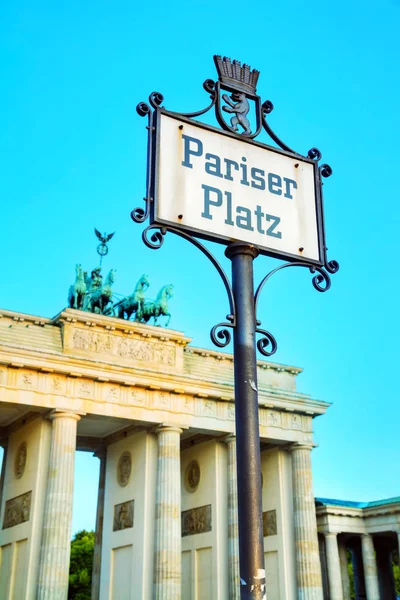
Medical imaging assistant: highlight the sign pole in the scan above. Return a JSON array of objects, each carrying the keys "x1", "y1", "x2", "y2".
[
  {"x1": 226, "y1": 242, "x2": 265, "y2": 600},
  {"x1": 134, "y1": 55, "x2": 339, "y2": 600}
]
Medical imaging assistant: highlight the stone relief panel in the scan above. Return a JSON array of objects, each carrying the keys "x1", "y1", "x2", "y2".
[
  {"x1": 226, "y1": 403, "x2": 235, "y2": 420},
  {"x1": 263, "y1": 509, "x2": 277, "y2": 537},
  {"x1": 71, "y1": 329, "x2": 176, "y2": 367},
  {"x1": 15, "y1": 442, "x2": 27, "y2": 479},
  {"x1": 0, "y1": 366, "x2": 7, "y2": 385},
  {"x1": 291, "y1": 415, "x2": 302, "y2": 430},
  {"x1": 181, "y1": 396, "x2": 193, "y2": 413},
  {"x1": 113, "y1": 500, "x2": 134, "y2": 531},
  {"x1": 19, "y1": 371, "x2": 37, "y2": 389},
  {"x1": 184, "y1": 460, "x2": 201, "y2": 493},
  {"x1": 104, "y1": 385, "x2": 120, "y2": 403},
  {"x1": 182, "y1": 505, "x2": 212, "y2": 537},
  {"x1": 117, "y1": 452, "x2": 132, "y2": 487},
  {"x1": 129, "y1": 389, "x2": 146, "y2": 407},
  {"x1": 77, "y1": 379, "x2": 94, "y2": 399},
  {"x1": 50, "y1": 375, "x2": 67, "y2": 394},
  {"x1": 3, "y1": 491, "x2": 32, "y2": 529},
  {"x1": 267, "y1": 411, "x2": 281, "y2": 427},
  {"x1": 203, "y1": 400, "x2": 216, "y2": 417},
  {"x1": 152, "y1": 392, "x2": 170, "y2": 410}
]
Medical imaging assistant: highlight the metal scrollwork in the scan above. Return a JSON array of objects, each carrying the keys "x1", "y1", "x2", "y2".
[
  {"x1": 308, "y1": 147, "x2": 322, "y2": 161},
  {"x1": 142, "y1": 224, "x2": 166, "y2": 249},
  {"x1": 309, "y1": 267, "x2": 332, "y2": 292},
  {"x1": 325, "y1": 259, "x2": 339, "y2": 274},
  {"x1": 149, "y1": 91, "x2": 164, "y2": 109},
  {"x1": 139, "y1": 223, "x2": 237, "y2": 348},
  {"x1": 320, "y1": 164, "x2": 333, "y2": 178},
  {"x1": 210, "y1": 320, "x2": 235, "y2": 348},
  {"x1": 255, "y1": 327, "x2": 277, "y2": 357}
]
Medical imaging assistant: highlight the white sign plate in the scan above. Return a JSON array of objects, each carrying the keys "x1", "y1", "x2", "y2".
[{"x1": 154, "y1": 112, "x2": 322, "y2": 263}]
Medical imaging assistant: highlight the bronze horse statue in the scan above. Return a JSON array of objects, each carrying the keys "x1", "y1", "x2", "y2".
[
  {"x1": 68, "y1": 264, "x2": 87, "y2": 310},
  {"x1": 115, "y1": 274, "x2": 150, "y2": 320},
  {"x1": 140, "y1": 284, "x2": 173, "y2": 327}
]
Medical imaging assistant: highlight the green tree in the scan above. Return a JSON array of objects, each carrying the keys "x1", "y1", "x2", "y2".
[
  {"x1": 393, "y1": 550, "x2": 400, "y2": 595},
  {"x1": 68, "y1": 530, "x2": 95, "y2": 600}
]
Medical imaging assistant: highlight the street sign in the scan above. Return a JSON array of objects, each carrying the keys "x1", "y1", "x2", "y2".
[
  {"x1": 134, "y1": 55, "x2": 338, "y2": 600},
  {"x1": 152, "y1": 110, "x2": 324, "y2": 265}
]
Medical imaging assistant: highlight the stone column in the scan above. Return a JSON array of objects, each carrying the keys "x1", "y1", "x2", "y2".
[
  {"x1": 325, "y1": 533, "x2": 344, "y2": 600},
  {"x1": 91, "y1": 447, "x2": 107, "y2": 600},
  {"x1": 37, "y1": 411, "x2": 81, "y2": 600},
  {"x1": 361, "y1": 534, "x2": 379, "y2": 600},
  {"x1": 375, "y1": 542, "x2": 396, "y2": 599},
  {"x1": 338, "y1": 540, "x2": 351, "y2": 600},
  {"x1": 351, "y1": 541, "x2": 366, "y2": 600},
  {"x1": 154, "y1": 424, "x2": 183, "y2": 600},
  {"x1": 0, "y1": 442, "x2": 8, "y2": 516},
  {"x1": 290, "y1": 443, "x2": 323, "y2": 600},
  {"x1": 224, "y1": 435, "x2": 240, "y2": 600}
]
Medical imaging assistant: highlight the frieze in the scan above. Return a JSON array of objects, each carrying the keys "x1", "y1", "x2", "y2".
[
  {"x1": 3, "y1": 491, "x2": 32, "y2": 529},
  {"x1": 182, "y1": 504, "x2": 212, "y2": 537},
  {"x1": 113, "y1": 500, "x2": 134, "y2": 531},
  {"x1": 71, "y1": 328, "x2": 176, "y2": 367},
  {"x1": 263, "y1": 509, "x2": 277, "y2": 536}
]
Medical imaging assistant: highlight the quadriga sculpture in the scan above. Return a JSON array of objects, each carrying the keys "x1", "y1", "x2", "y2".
[
  {"x1": 68, "y1": 264, "x2": 87, "y2": 310},
  {"x1": 140, "y1": 284, "x2": 174, "y2": 327},
  {"x1": 115, "y1": 274, "x2": 150, "y2": 320}
]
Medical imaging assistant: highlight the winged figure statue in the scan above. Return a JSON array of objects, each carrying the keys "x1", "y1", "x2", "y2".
[{"x1": 95, "y1": 228, "x2": 115, "y2": 244}]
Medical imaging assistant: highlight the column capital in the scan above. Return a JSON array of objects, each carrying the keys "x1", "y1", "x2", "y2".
[
  {"x1": 154, "y1": 422, "x2": 187, "y2": 435},
  {"x1": 48, "y1": 409, "x2": 83, "y2": 422},
  {"x1": 221, "y1": 434, "x2": 236, "y2": 445},
  {"x1": 325, "y1": 531, "x2": 339, "y2": 538},
  {"x1": 289, "y1": 442, "x2": 315, "y2": 452}
]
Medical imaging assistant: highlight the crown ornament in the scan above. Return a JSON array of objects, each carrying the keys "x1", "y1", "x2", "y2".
[{"x1": 213, "y1": 55, "x2": 260, "y2": 95}]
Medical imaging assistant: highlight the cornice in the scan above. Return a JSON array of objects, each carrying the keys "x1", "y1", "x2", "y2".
[
  {"x1": 316, "y1": 504, "x2": 400, "y2": 519},
  {"x1": 0, "y1": 308, "x2": 50, "y2": 325},
  {"x1": 52, "y1": 308, "x2": 192, "y2": 345},
  {"x1": 185, "y1": 345, "x2": 303, "y2": 375}
]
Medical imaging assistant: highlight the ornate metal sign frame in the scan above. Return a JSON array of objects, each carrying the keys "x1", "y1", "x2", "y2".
[
  {"x1": 132, "y1": 55, "x2": 338, "y2": 358},
  {"x1": 151, "y1": 109, "x2": 327, "y2": 267}
]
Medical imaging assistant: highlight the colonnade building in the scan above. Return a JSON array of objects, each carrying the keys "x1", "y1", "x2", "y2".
[{"x1": 0, "y1": 307, "x2": 399, "y2": 599}]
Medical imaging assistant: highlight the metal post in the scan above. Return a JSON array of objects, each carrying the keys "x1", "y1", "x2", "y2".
[{"x1": 225, "y1": 242, "x2": 265, "y2": 600}]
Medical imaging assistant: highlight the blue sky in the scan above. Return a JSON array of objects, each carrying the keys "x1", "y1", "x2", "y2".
[{"x1": 1, "y1": 1, "x2": 399, "y2": 533}]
